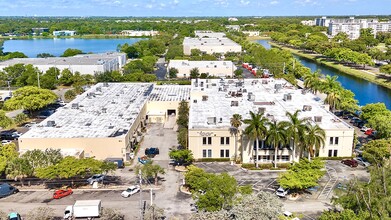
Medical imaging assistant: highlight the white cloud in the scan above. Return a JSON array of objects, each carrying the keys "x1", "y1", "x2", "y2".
[
  {"x1": 240, "y1": 0, "x2": 250, "y2": 6},
  {"x1": 270, "y1": 0, "x2": 279, "y2": 5},
  {"x1": 215, "y1": 0, "x2": 229, "y2": 7},
  {"x1": 146, "y1": 4, "x2": 153, "y2": 8},
  {"x1": 294, "y1": 0, "x2": 318, "y2": 6}
]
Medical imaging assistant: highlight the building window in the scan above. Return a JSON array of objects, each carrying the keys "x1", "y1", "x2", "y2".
[
  {"x1": 220, "y1": 137, "x2": 224, "y2": 145},
  {"x1": 328, "y1": 150, "x2": 332, "y2": 157},
  {"x1": 220, "y1": 137, "x2": 230, "y2": 145},
  {"x1": 333, "y1": 150, "x2": 338, "y2": 157},
  {"x1": 203, "y1": 137, "x2": 212, "y2": 145},
  {"x1": 329, "y1": 137, "x2": 339, "y2": 145},
  {"x1": 220, "y1": 149, "x2": 225, "y2": 158},
  {"x1": 329, "y1": 137, "x2": 333, "y2": 145},
  {"x1": 203, "y1": 150, "x2": 207, "y2": 158},
  {"x1": 225, "y1": 149, "x2": 229, "y2": 158},
  {"x1": 208, "y1": 149, "x2": 212, "y2": 158},
  {"x1": 335, "y1": 137, "x2": 339, "y2": 145},
  {"x1": 281, "y1": 155, "x2": 290, "y2": 161},
  {"x1": 261, "y1": 155, "x2": 270, "y2": 161},
  {"x1": 226, "y1": 137, "x2": 230, "y2": 145}
]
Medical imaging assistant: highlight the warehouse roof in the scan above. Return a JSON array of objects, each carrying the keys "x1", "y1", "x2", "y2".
[{"x1": 148, "y1": 85, "x2": 191, "y2": 102}]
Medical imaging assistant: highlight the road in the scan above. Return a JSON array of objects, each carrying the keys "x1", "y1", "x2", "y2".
[{"x1": 154, "y1": 57, "x2": 167, "y2": 80}]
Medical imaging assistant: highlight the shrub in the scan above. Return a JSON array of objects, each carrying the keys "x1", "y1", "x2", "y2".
[{"x1": 195, "y1": 158, "x2": 230, "y2": 162}]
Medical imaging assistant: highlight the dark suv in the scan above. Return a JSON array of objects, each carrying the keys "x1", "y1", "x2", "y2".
[
  {"x1": 145, "y1": 148, "x2": 160, "y2": 155},
  {"x1": 0, "y1": 183, "x2": 19, "y2": 198},
  {"x1": 341, "y1": 159, "x2": 358, "y2": 167},
  {"x1": 0, "y1": 132, "x2": 18, "y2": 140}
]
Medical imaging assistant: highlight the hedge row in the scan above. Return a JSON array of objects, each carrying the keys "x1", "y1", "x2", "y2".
[
  {"x1": 242, "y1": 163, "x2": 291, "y2": 170},
  {"x1": 195, "y1": 158, "x2": 231, "y2": 162}
]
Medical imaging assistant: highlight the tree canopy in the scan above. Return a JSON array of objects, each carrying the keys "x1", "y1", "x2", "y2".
[{"x1": 4, "y1": 86, "x2": 57, "y2": 111}]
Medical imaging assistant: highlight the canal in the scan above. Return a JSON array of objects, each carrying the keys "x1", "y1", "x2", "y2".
[{"x1": 257, "y1": 39, "x2": 391, "y2": 109}]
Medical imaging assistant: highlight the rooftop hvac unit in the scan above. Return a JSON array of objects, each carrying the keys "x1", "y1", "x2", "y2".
[
  {"x1": 314, "y1": 116, "x2": 322, "y2": 122},
  {"x1": 283, "y1": 94, "x2": 292, "y2": 101},
  {"x1": 207, "y1": 117, "x2": 217, "y2": 125},
  {"x1": 212, "y1": 83, "x2": 217, "y2": 86},
  {"x1": 219, "y1": 118, "x2": 223, "y2": 123},
  {"x1": 274, "y1": 84, "x2": 282, "y2": 90},
  {"x1": 193, "y1": 99, "x2": 198, "y2": 103},
  {"x1": 202, "y1": 95, "x2": 208, "y2": 101},
  {"x1": 71, "y1": 103, "x2": 79, "y2": 109},
  {"x1": 258, "y1": 107, "x2": 266, "y2": 114},
  {"x1": 301, "y1": 89, "x2": 307, "y2": 95},
  {"x1": 206, "y1": 79, "x2": 209, "y2": 83},
  {"x1": 243, "y1": 89, "x2": 247, "y2": 93},
  {"x1": 231, "y1": 101, "x2": 239, "y2": 107},
  {"x1": 262, "y1": 80, "x2": 268, "y2": 84},
  {"x1": 200, "y1": 82, "x2": 204, "y2": 87},
  {"x1": 103, "y1": 82, "x2": 109, "y2": 87},
  {"x1": 102, "y1": 108, "x2": 107, "y2": 113},
  {"x1": 47, "y1": 120, "x2": 56, "y2": 127},
  {"x1": 96, "y1": 87, "x2": 102, "y2": 92},
  {"x1": 206, "y1": 84, "x2": 209, "y2": 88},
  {"x1": 248, "y1": 94, "x2": 255, "y2": 101},
  {"x1": 303, "y1": 105, "x2": 312, "y2": 111}
]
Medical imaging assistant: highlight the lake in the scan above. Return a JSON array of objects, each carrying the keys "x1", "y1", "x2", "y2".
[
  {"x1": 257, "y1": 39, "x2": 391, "y2": 109},
  {"x1": 2, "y1": 38, "x2": 144, "y2": 58}
]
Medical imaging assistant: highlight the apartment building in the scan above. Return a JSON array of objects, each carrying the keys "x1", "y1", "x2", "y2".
[
  {"x1": 120, "y1": 30, "x2": 159, "y2": 37},
  {"x1": 53, "y1": 30, "x2": 76, "y2": 36}
]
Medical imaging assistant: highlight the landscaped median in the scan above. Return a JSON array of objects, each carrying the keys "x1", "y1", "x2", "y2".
[{"x1": 269, "y1": 41, "x2": 391, "y2": 90}]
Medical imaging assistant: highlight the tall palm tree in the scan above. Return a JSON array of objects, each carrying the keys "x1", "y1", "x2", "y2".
[
  {"x1": 265, "y1": 120, "x2": 287, "y2": 168},
  {"x1": 230, "y1": 114, "x2": 242, "y2": 163},
  {"x1": 243, "y1": 111, "x2": 268, "y2": 168},
  {"x1": 321, "y1": 75, "x2": 341, "y2": 94},
  {"x1": 325, "y1": 88, "x2": 342, "y2": 111},
  {"x1": 284, "y1": 110, "x2": 309, "y2": 159},
  {"x1": 304, "y1": 123, "x2": 326, "y2": 161},
  {"x1": 303, "y1": 70, "x2": 322, "y2": 94}
]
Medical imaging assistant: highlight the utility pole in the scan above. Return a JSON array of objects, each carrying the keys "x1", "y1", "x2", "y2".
[
  {"x1": 283, "y1": 62, "x2": 286, "y2": 74},
  {"x1": 139, "y1": 170, "x2": 143, "y2": 220},
  {"x1": 150, "y1": 188, "x2": 153, "y2": 205},
  {"x1": 37, "y1": 72, "x2": 41, "y2": 88}
]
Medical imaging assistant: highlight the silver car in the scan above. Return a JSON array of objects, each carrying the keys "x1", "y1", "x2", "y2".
[{"x1": 355, "y1": 157, "x2": 370, "y2": 167}]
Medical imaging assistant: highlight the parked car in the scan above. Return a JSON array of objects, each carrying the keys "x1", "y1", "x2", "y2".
[
  {"x1": 145, "y1": 148, "x2": 159, "y2": 155},
  {"x1": 355, "y1": 157, "x2": 371, "y2": 167},
  {"x1": 365, "y1": 129, "x2": 375, "y2": 135},
  {"x1": 53, "y1": 188, "x2": 73, "y2": 199},
  {"x1": 1, "y1": 140, "x2": 12, "y2": 145},
  {"x1": 360, "y1": 126, "x2": 370, "y2": 132},
  {"x1": 0, "y1": 132, "x2": 19, "y2": 140},
  {"x1": 105, "y1": 157, "x2": 124, "y2": 169},
  {"x1": 341, "y1": 159, "x2": 358, "y2": 167},
  {"x1": 24, "y1": 122, "x2": 37, "y2": 128},
  {"x1": 276, "y1": 187, "x2": 289, "y2": 197},
  {"x1": 7, "y1": 212, "x2": 22, "y2": 220},
  {"x1": 0, "y1": 183, "x2": 19, "y2": 198},
  {"x1": 121, "y1": 185, "x2": 140, "y2": 197},
  {"x1": 138, "y1": 156, "x2": 151, "y2": 165},
  {"x1": 87, "y1": 174, "x2": 105, "y2": 185}
]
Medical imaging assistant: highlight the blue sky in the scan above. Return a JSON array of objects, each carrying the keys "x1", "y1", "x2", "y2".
[{"x1": 0, "y1": 0, "x2": 389, "y2": 17}]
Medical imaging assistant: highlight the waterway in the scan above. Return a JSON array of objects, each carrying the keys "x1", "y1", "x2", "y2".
[
  {"x1": 2, "y1": 38, "x2": 144, "y2": 58},
  {"x1": 257, "y1": 39, "x2": 391, "y2": 109}
]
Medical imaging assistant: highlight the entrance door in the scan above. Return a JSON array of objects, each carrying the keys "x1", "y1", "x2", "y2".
[{"x1": 167, "y1": 109, "x2": 176, "y2": 116}]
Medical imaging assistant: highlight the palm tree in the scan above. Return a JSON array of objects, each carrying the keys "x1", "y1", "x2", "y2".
[
  {"x1": 303, "y1": 70, "x2": 322, "y2": 94},
  {"x1": 325, "y1": 88, "x2": 342, "y2": 111},
  {"x1": 243, "y1": 111, "x2": 268, "y2": 168},
  {"x1": 304, "y1": 124, "x2": 326, "y2": 161},
  {"x1": 265, "y1": 120, "x2": 287, "y2": 168},
  {"x1": 284, "y1": 110, "x2": 309, "y2": 159},
  {"x1": 230, "y1": 114, "x2": 242, "y2": 163},
  {"x1": 321, "y1": 75, "x2": 340, "y2": 94}
]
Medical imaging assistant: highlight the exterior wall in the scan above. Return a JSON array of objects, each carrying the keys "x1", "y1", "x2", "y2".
[
  {"x1": 319, "y1": 128, "x2": 354, "y2": 158},
  {"x1": 242, "y1": 31, "x2": 260, "y2": 36},
  {"x1": 120, "y1": 30, "x2": 159, "y2": 36},
  {"x1": 146, "y1": 101, "x2": 181, "y2": 123},
  {"x1": 19, "y1": 137, "x2": 125, "y2": 160},
  {"x1": 189, "y1": 129, "x2": 236, "y2": 160},
  {"x1": 53, "y1": 31, "x2": 76, "y2": 36},
  {"x1": 168, "y1": 62, "x2": 235, "y2": 78}
]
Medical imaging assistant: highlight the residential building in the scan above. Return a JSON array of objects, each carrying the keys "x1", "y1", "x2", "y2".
[
  {"x1": 53, "y1": 30, "x2": 76, "y2": 36},
  {"x1": 228, "y1": 17, "x2": 238, "y2": 22},
  {"x1": 188, "y1": 78, "x2": 354, "y2": 163},
  {"x1": 242, "y1": 31, "x2": 260, "y2": 37},
  {"x1": 183, "y1": 37, "x2": 242, "y2": 55},
  {"x1": 32, "y1": 28, "x2": 49, "y2": 35},
  {"x1": 0, "y1": 52, "x2": 126, "y2": 75},
  {"x1": 167, "y1": 60, "x2": 236, "y2": 78},
  {"x1": 328, "y1": 17, "x2": 391, "y2": 39},
  {"x1": 226, "y1": 25, "x2": 240, "y2": 31},
  {"x1": 315, "y1": 17, "x2": 331, "y2": 27},
  {"x1": 328, "y1": 22, "x2": 362, "y2": 39},
  {"x1": 301, "y1": 20, "x2": 315, "y2": 26},
  {"x1": 18, "y1": 83, "x2": 191, "y2": 161},
  {"x1": 120, "y1": 30, "x2": 159, "y2": 36}
]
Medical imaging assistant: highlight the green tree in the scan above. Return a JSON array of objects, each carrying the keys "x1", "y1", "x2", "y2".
[
  {"x1": 362, "y1": 139, "x2": 391, "y2": 166},
  {"x1": 22, "y1": 149, "x2": 63, "y2": 175},
  {"x1": 100, "y1": 208, "x2": 125, "y2": 220},
  {"x1": 278, "y1": 158, "x2": 325, "y2": 191},
  {"x1": 303, "y1": 70, "x2": 322, "y2": 94},
  {"x1": 265, "y1": 120, "x2": 287, "y2": 168},
  {"x1": 177, "y1": 127, "x2": 188, "y2": 148},
  {"x1": 36, "y1": 53, "x2": 55, "y2": 58},
  {"x1": 367, "y1": 112, "x2": 391, "y2": 139},
  {"x1": 41, "y1": 67, "x2": 60, "y2": 89},
  {"x1": 234, "y1": 68, "x2": 243, "y2": 78},
  {"x1": 319, "y1": 209, "x2": 369, "y2": 220},
  {"x1": 14, "y1": 113, "x2": 28, "y2": 126},
  {"x1": 303, "y1": 124, "x2": 325, "y2": 161},
  {"x1": 243, "y1": 111, "x2": 268, "y2": 168},
  {"x1": 0, "y1": 110, "x2": 14, "y2": 128},
  {"x1": 61, "y1": 48, "x2": 83, "y2": 57},
  {"x1": 169, "y1": 149, "x2": 193, "y2": 164},
  {"x1": 5, "y1": 157, "x2": 33, "y2": 182},
  {"x1": 190, "y1": 68, "x2": 200, "y2": 78},
  {"x1": 230, "y1": 114, "x2": 242, "y2": 162},
  {"x1": 380, "y1": 64, "x2": 391, "y2": 74},
  {"x1": 177, "y1": 100, "x2": 189, "y2": 128},
  {"x1": 143, "y1": 205, "x2": 165, "y2": 220},
  {"x1": 168, "y1": 67, "x2": 178, "y2": 79},
  {"x1": 26, "y1": 207, "x2": 56, "y2": 220},
  {"x1": 0, "y1": 143, "x2": 19, "y2": 174},
  {"x1": 58, "y1": 69, "x2": 74, "y2": 86},
  {"x1": 4, "y1": 86, "x2": 57, "y2": 112},
  {"x1": 361, "y1": 103, "x2": 388, "y2": 121},
  {"x1": 64, "y1": 89, "x2": 77, "y2": 101},
  {"x1": 137, "y1": 161, "x2": 165, "y2": 186}
]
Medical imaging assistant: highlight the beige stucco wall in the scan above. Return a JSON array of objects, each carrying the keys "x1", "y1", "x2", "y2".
[
  {"x1": 169, "y1": 64, "x2": 235, "y2": 78},
  {"x1": 146, "y1": 101, "x2": 182, "y2": 123},
  {"x1": 183, "y1": 45, "x2": 242, "y2": 55},
  {"x1": 319, "y1": 128, "x2": 354, "y2": 157}
]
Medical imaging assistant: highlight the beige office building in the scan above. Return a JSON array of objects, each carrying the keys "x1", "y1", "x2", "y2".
[
  {"x1": 18, "y1": 83, "x2": 190, "y2": 161},
  {"x1": 167, "y1": 60, "x2": 236, "y2": 78},
  {"x1": 183, "y1": 37, "x2": 242, "y2": 55},
  {"x1": 188, "y1": 78, "x2": 354, "y2": 163}
]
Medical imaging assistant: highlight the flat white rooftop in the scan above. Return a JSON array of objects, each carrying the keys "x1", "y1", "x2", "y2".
[
  {"x1": 194, "y1": 31, "x2": 226, "y2": 38},
  {"x1": 0, "y1": 52, "x2": 125, "y2": 66},
  {"x1": 189, "y1": 78, "x2": 353, "y2": 131},
  {"x1": 148, "y1": 85, "x2": 191, "y2": 102},
  {"x1": 22, "y1": 83, "x2": 154, "y2": 139},
  {"x1": 168, "y1": 60, "x2": 235, "y2": 70},
  {"x1": 183, "y1": 37, "x2": 240, "y2": 47}
]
